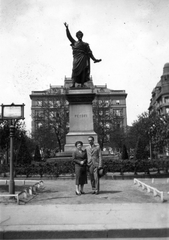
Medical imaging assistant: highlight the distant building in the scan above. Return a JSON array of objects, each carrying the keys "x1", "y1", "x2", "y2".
[
  {"x1": 30, "y1": 78, "x2": 127, "y2": 135},
  {"x1": 149, "y1": 63, "x2": 169, "y2": 115}
]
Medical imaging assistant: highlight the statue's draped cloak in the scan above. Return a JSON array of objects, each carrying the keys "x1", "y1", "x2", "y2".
[
  {"x1": 71, "y1": 42, "x2": 91, "y2": 83},
  {"x1": 66, "y1": 27, "x2": 92, "y2": 84}
]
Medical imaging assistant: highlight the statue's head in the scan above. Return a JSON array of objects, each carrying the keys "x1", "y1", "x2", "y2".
[{"x1": 76, "y1": 31, "x2": 83, "y2": 40}]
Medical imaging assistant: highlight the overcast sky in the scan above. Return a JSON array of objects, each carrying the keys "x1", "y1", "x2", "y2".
[{"x1": 0, "y1": 0, "x2": 169, "y2": 132}]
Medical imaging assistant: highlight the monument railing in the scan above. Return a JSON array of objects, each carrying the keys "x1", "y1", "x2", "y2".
[{"x1": 134, "y1": 178, "x2": 165, "y2": 202}]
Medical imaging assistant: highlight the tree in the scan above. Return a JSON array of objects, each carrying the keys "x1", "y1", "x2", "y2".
[
  {"x1": 93, "y1": 100, "x2": 109, "y2": 149},
  {"x1": 33, "y1": 96, "x2": 69, "y2": 152},
  {"x1": 33, "y1": 126, "x2": 57, "y2": 150},
  {"x1": 0, "y1": 121, "x2": 10, "y2": 163},
  {"x1": 109, "y1": 122, "x2": 126, "y2": 151},
  {"x1": 93, "y1": 99, "x2": 125, "y2": 150},
  {"x1": 127, "y1": 111, "x2": 169, "y2": 159},
  {"x1": 149, "y1": 113, "x2": 169, "y2": 157},
  {"x1": 0, "y1": 121, "x2": 9, "y2": 150},
  {"x1": 127, "y1": 112, "x2": 151, "y2": 159},
  {"x1": 134, "y1": 137, "x2": 149, "y2": 160},
  {"x1": 24, "y1": 135, "x2": 37, "y2": 157},
  {"x1": 0, "y1": 120, "x2": 33, "y2": 164},
  {"x1": 121, "y1": 144, "x2": 129, "y2": 160},
  {"x1": 34, "y1": 145, "x2": 41, "y2": 162},
  {"x1": 17, "y1": 136, "x2": 32, "y2": 165}
]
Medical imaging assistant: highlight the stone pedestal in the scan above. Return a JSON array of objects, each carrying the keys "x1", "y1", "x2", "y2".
[{"x1": 64, "y1": 88, "x2": 97, "y2": 152}]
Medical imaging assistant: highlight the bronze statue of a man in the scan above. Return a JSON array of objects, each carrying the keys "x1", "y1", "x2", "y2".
[{"x1": 64, "y1": 22, "x2": 101, "y2": 87}]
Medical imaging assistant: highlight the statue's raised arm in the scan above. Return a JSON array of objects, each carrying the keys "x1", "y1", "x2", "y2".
[
  {"x1": 64, "y1": 22, "x2": 68, "y2": 28},
  {"x1": 64, "y1": 22, "x2": 75, "y2": 44}
]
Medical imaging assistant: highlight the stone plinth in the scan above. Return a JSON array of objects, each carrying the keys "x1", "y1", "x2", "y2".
[{"x1": 64, "y1": 88, "x2": 97, "y2": 152}]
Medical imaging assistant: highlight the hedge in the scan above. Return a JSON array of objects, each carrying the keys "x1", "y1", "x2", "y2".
[{"x1": 0, "y1": 158, "x2": 168, "y2": 178}]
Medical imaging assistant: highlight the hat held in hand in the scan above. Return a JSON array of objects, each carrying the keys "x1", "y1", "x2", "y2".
[{"x1": 98, "y1": 167, "x2": 105, "y2": 178}]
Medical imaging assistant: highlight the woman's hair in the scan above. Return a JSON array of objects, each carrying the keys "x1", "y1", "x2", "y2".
[{"x1": 75, "y1": 141, "x2": 83, "y2": 147}]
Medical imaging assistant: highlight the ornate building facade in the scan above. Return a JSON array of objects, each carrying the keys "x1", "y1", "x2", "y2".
[{"x1": 149, "y1": 63, "x2": 169, "y2": 115}]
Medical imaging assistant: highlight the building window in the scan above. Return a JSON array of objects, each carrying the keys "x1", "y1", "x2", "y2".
[
  {"x1": 35, "y1": 110, "x2": 43, "y2": 118},
  {"x1": 37, "y1": 122, "x2": 43, "y2": 128},
  {"x1": 105, "y1": 110, "x2": 109, "y2": 116},
  {"x1": 36, "y1": 100, "x2": 42, "y2": 107},
  {"x1": 99, "y1": 110, "x2": 103, "y2": 116},
  {"x1": 49, "y1": 111, "x2": 56, "y2": 118},
  {"x1": 104, "y1": 100, "x2": 109, "y2": 107},
  {"x1": 53, "y1": 100, "x2": 60, "y2": 107},
  {"x1": 98, "y1": 100, "x2": 102, "y2": 105},
  {"x1": 164, "y1": 97, "x2": 169, "y2": 104},
  {"x1": 106, "y1": 122, "x2": 110, "y2": 128},
  {"x1": 116, "y1": 100, "x2": 120, "y2": 105},
  {"x1": 49, "y1": 100, "x2": 54, "y2": 108},
  {"x1": 166, "y1": 107, "x2": 169, "y2": 114},
  {"x1": 114, "y1": 109, "x2": 122, "y2": 116},
  {"x1": 99, "y1": 122, "x2": 103, "y2": 127}
]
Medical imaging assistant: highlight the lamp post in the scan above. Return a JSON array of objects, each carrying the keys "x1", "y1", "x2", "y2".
[
  {"x1": 149, "y1": 139, "x2": 152, "y2": 160},
  {"x1": 148, "y1": 128, "x2": 153, "y2": 160},
  {"x1": 1, "y1": 103, "x2": 24, "y2": 194},
  {"x1": 148, "y1": 124, "x2": 156, "y2": 161},
  {"x1": 9, "y1": 124, "x2": 15, "y2": 194}
]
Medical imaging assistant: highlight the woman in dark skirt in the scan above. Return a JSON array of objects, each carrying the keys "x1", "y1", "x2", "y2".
[{"x1": 72, "y1": 141, "x2": 87, "y2": 195}]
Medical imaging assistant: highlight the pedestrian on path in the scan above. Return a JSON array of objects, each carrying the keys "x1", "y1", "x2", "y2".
[
  {"x1": 86, "y1": 136, "x2": 102, "y2": 194},
  {"x1": 72, "y1": 141, "x2": 88, "y2": 195}
]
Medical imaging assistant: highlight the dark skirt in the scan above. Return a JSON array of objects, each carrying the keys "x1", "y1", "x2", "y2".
[{"x1": 75, "y1": 165, "x2": 87, "y2": 185}]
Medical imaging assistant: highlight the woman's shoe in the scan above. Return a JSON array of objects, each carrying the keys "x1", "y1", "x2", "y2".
[
  {"x1": 75, "y1": 191, "x2": 81, "y2": 195},
  {"x1": 81, "y1": 191, "x2": 85, "y2": 194}
]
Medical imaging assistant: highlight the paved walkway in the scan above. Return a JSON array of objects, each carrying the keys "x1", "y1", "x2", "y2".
[{"x1": 0, "y1": 178, "x2": 169, "y2": 239}]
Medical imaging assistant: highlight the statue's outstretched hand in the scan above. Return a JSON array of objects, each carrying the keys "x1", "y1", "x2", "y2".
[
  {"x1": 64, "y1": 22, "x2": 68, "y2": 28},
  {"x1": 94, "y1": 59, "x2": 102, "y2": 63}
]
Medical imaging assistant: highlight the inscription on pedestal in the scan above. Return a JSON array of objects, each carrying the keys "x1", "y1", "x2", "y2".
[{"x1": 75, "y1": 114, "x2": 87, "y2": 118}]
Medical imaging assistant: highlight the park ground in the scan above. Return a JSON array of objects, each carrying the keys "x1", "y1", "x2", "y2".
[
  {"x1": 0, "y1": 176, "x2": 169, "y2": 204},
  {"x1": 0, "y1": 177, "x2": 169, "y2": 239}
]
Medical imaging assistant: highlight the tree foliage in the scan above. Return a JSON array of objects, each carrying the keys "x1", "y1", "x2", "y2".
[
  {"x1": 134, "y1": 137, "x2": 149, "y2": 159},
  {"x1": 34, "y1": 145, "x2": 41, "y2": 162},
  {"x1": 17, "y1": 136, "x2": 33, "y2": 165},
  {"x1": 33, "y1": 97, "x2": 69, "y2": 152},
  {"x1": 127, "y1": 111, "x2": 169, "y2": 159},
  {"x1": 0, "y1": 122, "x2": 10, "y2": 150},
  {"x1": 121, "y1": 144, "x2": 129, "y2": 160},
  {"x1": 93, "y1": 99, "x2": 126, "y2": 151},
  {"x1": 0, "y1": 120, "x2": 35, "y2": 164}
]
